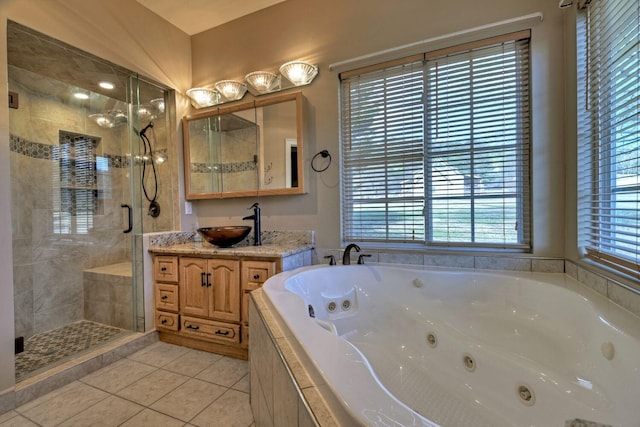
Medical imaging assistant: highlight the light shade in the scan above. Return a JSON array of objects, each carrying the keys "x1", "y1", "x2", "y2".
[
  {"x1": 186, "y1": 87, "x2": 219, "y2": 108},
  {"x1": 245, "y1": 71, "x2": 280, "y2": 94},
  {"x1": 89, "y1": 113, "x2": 114, "y2": 128},
  {"x1": 215, "y1": 80, "x2": 248, "y2": 101},
  {"x1": 279, "y1": 61, "x2": 318, "y2": 86},
  {"x1": 150, "y1": 98, "x2": 165, "y2": 114}
]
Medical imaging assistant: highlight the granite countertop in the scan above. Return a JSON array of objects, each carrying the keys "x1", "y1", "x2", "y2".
[
  {"x1": 147, "y1": 230, "x2": 314, "y2": 258},
  {"x1": 149, "y1": 241, "x2": 313, "y2": 258}
]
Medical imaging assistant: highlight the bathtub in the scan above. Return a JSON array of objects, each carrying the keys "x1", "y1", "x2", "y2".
[{"x1": 262, "y1": 264, "x2": 640, "y2": 427}]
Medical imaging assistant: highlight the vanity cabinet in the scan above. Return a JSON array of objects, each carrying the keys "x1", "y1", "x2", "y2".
[
  {"x1": 154, "y1": 256, "x2": 180, "y2": 332},
  {"x1": 180, "y1": 257, "x2": 240, "y2": 322},
  {"x1": 153, "y1": 254, "x2": 278, "y2": 359}
]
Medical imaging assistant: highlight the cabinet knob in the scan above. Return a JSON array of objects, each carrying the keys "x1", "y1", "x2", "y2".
[
  {"x1": 161, "y1": 319, "x2": 168, "y2": 324},
  {"x1": 253, "y1": 274, "x2": 260, "y2": 280},
  {"x1": 161, "y1": 267, "x2": 167, "y2": 272},
  {"x1": 161, "y1": 295, "x2": 168, "y2": 300}
]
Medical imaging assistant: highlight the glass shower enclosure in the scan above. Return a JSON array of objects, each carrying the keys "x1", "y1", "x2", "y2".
[{"x1": 7, "y1": 21, "x2": 174, "y2": 381}]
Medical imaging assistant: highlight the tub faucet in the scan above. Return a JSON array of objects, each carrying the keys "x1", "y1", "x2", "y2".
[
  {"x1": 342, "y1": 243, "x2": 361, "y2": 265},
  {"x1": 242, "y1": 202, "x2": 261, "y2": 246}
]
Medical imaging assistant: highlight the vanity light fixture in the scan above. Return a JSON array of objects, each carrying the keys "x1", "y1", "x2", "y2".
[
  {"x1": 150, "y1": 98, "x2": 165, "y2": 114},
  {"x1": 187, "y1": 60, "x2": 318, "y2": 108},
  {"x1": 89, "y1": 113, "x2": 114, "y2": 128},
  {"x1": 245, "y1": 71, "x2": 280, "y2": 94},
  {"x1": 74, "y1": 92, "x2": 90, "y2": 100},
  {"x1": 98, "y1": 81, "x2": 115, "y2": 90},
  {"x1": 88, "y1": 109, "x2": 127, "y2": 128},
  {"x1": 215, "y1": 80, "x2": 248, "y2": 101},
  {"x1": 186, "y1": 87, "x2": 219, "y2": 108},
  {"x1": 279, "y1": 61, "x2": 318, "y2": 86}
]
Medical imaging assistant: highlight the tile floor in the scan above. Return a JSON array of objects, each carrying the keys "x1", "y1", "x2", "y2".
[
  {"x1": 15, "y1": 321, "x2": 129, "y2": 382},
  {"x1": 0, "y1": 342, "x2": 255, "y2": 427}
]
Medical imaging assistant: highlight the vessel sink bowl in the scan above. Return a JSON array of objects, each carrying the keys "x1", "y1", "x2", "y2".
[{"x1": 198, "y1": 226, "x2": 251, "y2": 247}]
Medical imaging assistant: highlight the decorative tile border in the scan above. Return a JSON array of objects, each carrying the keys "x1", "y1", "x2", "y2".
[
  {"x1": 191, "y1": 160, "x2": 256, "y2": 174},
  {"x1": 9, "y1": 134, "x2": 168, "y2": 169}
]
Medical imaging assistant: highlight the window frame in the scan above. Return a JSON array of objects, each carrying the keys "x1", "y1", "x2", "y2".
[
  {"x1": 340, "y1": 31, "x2": 532, "y2": 251},
  {"x1": 576, "y1": 0, "x2": 640, "y2": 278}
]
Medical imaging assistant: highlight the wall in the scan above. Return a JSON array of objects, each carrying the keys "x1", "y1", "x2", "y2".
[
  {"x1": 189, "y1": 0, "x2": 566, "y2": 257},
  {"x1": 0, "y1": 0, "x2": 191, "y2": 395}
]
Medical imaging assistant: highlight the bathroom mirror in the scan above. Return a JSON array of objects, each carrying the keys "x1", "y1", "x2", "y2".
[{"x1": 183, "y1": 92, "x2": 304, "y2": 199}]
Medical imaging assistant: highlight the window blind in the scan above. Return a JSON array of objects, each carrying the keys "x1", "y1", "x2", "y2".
[
  {"x1": 341, "y1": 60, "x2": 426, "y2": 242},
  {"x1": 340, "y1": 32, "x2": 531, "y2": 249},
  {"x1": 577, "y1": 0, "x2": 640, "y2": 278},
  {"x1": 425, "y1": 38, "x2": 531, "y2": 248},
  {"x1": 52, "y1": 131, "x2": 98, "y2": 235}
]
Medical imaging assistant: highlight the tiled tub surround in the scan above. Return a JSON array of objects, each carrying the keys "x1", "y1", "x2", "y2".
[
  {"x1": 249, "y1": 292, "x2": 327, "y2": 427},
  {"x1": 253, "y1": 264, "x2": 640, "y2": 426}
]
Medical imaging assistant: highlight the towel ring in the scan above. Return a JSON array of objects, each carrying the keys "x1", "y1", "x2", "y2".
[{"x1": 311, "y1": 150, "x2": 331, "y2": 172}]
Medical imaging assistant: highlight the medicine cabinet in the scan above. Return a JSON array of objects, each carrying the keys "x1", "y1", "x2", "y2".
[{"x1": 183, "y1": 92, "x2": 304, "y2": 199}]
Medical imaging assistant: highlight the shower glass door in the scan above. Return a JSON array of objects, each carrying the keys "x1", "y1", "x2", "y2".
[
  {"x1": 8, "y1": 21, "x2": 174, "y2": 380},
  {"x1": 128, "y1": 74, "x2": 173, "y2": 332}
]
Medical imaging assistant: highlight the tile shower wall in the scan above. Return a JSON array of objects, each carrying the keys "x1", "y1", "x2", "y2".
[{"x1": 9, "y1": 72, "x2": 173, "y2": 339}]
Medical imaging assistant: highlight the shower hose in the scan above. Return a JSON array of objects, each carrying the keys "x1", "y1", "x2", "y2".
[{"x1": 138, "y1": 122, "x2": 160, "y2": 217}]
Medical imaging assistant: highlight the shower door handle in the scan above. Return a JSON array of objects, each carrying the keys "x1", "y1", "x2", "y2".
[{"x1": 121, "y1": 204, "x2": 132, "y2": 234}]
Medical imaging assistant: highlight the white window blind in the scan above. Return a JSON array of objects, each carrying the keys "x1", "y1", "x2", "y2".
[
  {"x1": 340, "y1": 32, "x2": 531, "y2": 249},
  {"x1": 425, "y1": 38, "x2": 531, "y2": 248},
  {"x1": 341, "y1": 61, "x2": 426, "y2": 243},
  {"x1": 577, "y1": 0, "x2": 640, "y2": 278},
  {"x1": 52, "y1": 131, "x2": 98, "y2": 235}
]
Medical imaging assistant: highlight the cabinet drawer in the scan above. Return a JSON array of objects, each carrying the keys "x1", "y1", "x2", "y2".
[
  {"x1": 155, "y1": 283, "x2": 179, "y2": 312},
  {"x1": 242, "y1": 261, "x2": 276, "y2": 291},
  {"x1": 154, "y1": 256, "x2": 179, "y2": 282},
  {"x1": 156, "y1": 311, "x2": 179, "y2": 331},
  {"x1": 181, "y1": 315, "x2": 240, "y2": 344}
]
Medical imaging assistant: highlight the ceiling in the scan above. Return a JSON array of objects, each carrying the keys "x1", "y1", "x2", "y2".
[{"x1": 135, "y1": 0, "x2": 287, "y2": 35}]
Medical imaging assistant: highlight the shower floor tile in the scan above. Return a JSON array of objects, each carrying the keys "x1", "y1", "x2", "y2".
[{"x1": 15, "y1": 321, "x2": 129, "y2": 382}]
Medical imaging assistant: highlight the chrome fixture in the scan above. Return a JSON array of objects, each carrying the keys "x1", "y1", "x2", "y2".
[
  {"x1": 242, "y1": 202, "x2": 262, "y2": 246},
  {"x1": 342, "y1": 243, "x2": 361, "y2": 265}
]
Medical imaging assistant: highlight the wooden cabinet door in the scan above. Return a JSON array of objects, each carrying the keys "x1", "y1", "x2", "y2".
[
  {"x1": 180, "y1": 257, "x2": 209, "y2": 317},
  {"x1": 209, "y1": 259, "x2": 240, "y2": 322}
]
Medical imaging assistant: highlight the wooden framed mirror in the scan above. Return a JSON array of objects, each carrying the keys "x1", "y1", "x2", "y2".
[{"x1": 182, "y1": 92, "x2": 304, "y2": 199}]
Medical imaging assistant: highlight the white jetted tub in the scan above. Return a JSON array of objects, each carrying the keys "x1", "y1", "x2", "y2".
[{"x1": 262, "y1": 264, "x2": 640, "y2": 427}]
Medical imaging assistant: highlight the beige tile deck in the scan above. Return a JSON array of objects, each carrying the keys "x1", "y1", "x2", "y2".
[{"x1": 2, "y1": 342, "x2": 254, "y2": 427}]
